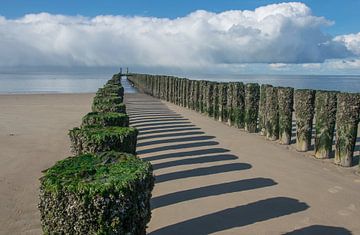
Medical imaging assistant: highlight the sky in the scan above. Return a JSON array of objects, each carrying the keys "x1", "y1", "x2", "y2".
[{"x1": 1, "y1": 0, "x2": 360, "y2": 74}]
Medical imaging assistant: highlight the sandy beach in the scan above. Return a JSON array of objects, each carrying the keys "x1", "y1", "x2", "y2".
[
  {"x1": 0, "y1": 92, "x2": 359, "y2": 235},
  {"x1": 0, "y1": 93, "x2": 94, "y2": 234}
]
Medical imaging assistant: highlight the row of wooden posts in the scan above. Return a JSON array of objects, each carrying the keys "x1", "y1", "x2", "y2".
[{"x1": 128, "y1": 74, "x2": 360, "y2": 168}]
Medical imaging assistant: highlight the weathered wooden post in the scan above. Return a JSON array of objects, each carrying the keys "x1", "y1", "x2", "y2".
[
  {"x1": 194, "y1": 80, "x2": 200, "y2": 111},
  {"x1": 205, "y1": 82, "x2": 214, "y2": 117},
  {"x1": 218, "y1": 82, "x2": 228, "y2": 122},
  {"x1": 278, "y1": 87, "x2": 294, "y2": 144},
  {"x1": 200, "y1": 81, "x2": 208, "y2": 113},
  {"x1": 184, "y1": 79, "x2": 190, "y2": 108},
  {"x1": 294, "y1": 89, "x2": 316, "y2": 152},
  {"x1": 213, "y1": 83, "x2": 220, "y2": 120},
  {"x1": 334, "y1": 93, "x2": 360, "y2": 166},
  {"x1": 314, "y1": 91, "x2": 337, "y2": 158},
  {"x1": 226, "y1": 82, "x2": 234, "y2": 125},
  {"x1": 232, "y1": 82, "x2": 245, "y2": 129},
  {"x1": 265, "y1": 86, "x2": 279, "y2": 141},
  {"x1": 245, "y1": 83, "x2": 260, "y2": 133},
  {"x1": 259, "y1": 84, "x2": 273, "y2": 135}
]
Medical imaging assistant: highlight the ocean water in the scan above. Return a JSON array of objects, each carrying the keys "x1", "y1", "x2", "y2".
[{"x1": 0, "y1": 71, "x2": 359, "y2": 94}]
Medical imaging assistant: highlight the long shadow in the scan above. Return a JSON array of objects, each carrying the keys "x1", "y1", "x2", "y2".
[
  {"x1": 130, "y1": 115, "x2": 184, "y2": 121},
  {"x1": 152, "y1": 177, "x2": 276, "y2": 209},
  {"x1": 143, "y1": 148, "x2": 230, "y2": 161},
  {"x1": 138, "y1": 131, "x2": 205, "y2": 141},
  {"x1": 149, "y1": 197, "x2": 309, "y2": 235},
  {"x1": 137, "y1": 124, "x2": 197, "y2": 132},
  {"x1": 152, "y1": 154, "x2": 238, "y2": 170},
  {"x1": 155, "y1": 163, "x2": 251, "y2": 183},
  {"x1": 283, "y1": 225, "x2": 352, "y2": 235},
  {"x1": 137, "y1": 141, "x2": 219, "y2": 155},
  {"x1": 132, "y1": 121, "x2": 192, "y2": 128},
  {"x1": 130, "y1": 118, "x2": 188, "y2": 125},
  {"x1": 129, "y1": 114, "x2": 183, "y2": 118},
  {"x1": 137, "y1": 135, "x2": 216, "y2": 147},
  {"x1": 139, "y1": 127, "x2": 202, "y2": 136}
]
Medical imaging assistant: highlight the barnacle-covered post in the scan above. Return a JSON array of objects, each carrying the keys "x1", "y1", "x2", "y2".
[
  {"x1": 39, "y1": 152, "x2": 154, "y2": 235},
  {"x1": 205, "y1": 82, "x2": 214, "y2": 117},
  {"x1": 259, "y1": 84, "x2": 273, "y2": 135},
  {"x1": 278, "y1": 87, "x2": 294, "y2": 144},
  {"x1": 82, "y1": 112, "x2": 129, "y2": 128},
  {"x1": 334, "y1": 92, "x2": 360, "y2": 166},
  {"x1": 244, "y1": 83, "x2": 260, "y2": 133},
  {"x1": 231, "y1": 82, "x2": 245, "y2": 129},
  {"x1": 218, "y1": 82, "x2": 228, "y2": 122},
  {"x1": 213, "y1": 82, "x2": 220, "y2": 120},
  {"x1": 294, "y1": 89, "x2": 316, "y2": 152},
  {"x1": 194, "y1": 80, "x2": 200, "y2": 111},
  {"x1": 265, "y1": 86, "x2": 279, "y2": 141},
  {"x1": 314, "y1": 91, "x2": 337, "y2": 159},
  {"x1": 226, "y1": 82, "x2": 234, "y2": 125}
]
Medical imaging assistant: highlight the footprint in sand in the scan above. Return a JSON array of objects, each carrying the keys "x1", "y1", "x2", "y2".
[
  {"x1": 338, "y1": 204, "x2": 356, "y2": 216},
  {"x1": 328, "y1": 185, "x2": 343, "y2": 193}
]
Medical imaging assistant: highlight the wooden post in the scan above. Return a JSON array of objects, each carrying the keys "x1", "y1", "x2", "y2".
[
  {"x1": 265, "y1": 86, "x2": 279, "y2": 141},
  {"x1": 294, "y1": 89, "x2": 316, "y2": 152},
  {"x1": 259, "y1": 84, "x2": 273, "y2": 135},
  {"x1": 244, "y1": 83, "x2": 260, "y2": 133},
  {"x1": 218, "y1": 82, "x2": 228, "y2": 122},
  {"x1": 334, "y1": 93, "x2": 360, "y2": 166},
  {"x1": 278, "y1": 87, "x2": 294, "y2": 145},
  {"x1": 314, "y1": 91, "x2": 337, "y2": 158}
]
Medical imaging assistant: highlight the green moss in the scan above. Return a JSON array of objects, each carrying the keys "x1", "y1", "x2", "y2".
[
  {"x1": 92, "y1": 102, "x2": 126, "y2": 113},
  {"x1": 265, "y1": 86, "x2": 279, "y2": 141},
  {"x1": 93, "y1": 96, "x2": 123, "y2": 106},
  {"x1": 41, "y1": 152, "x2": 151, "y2": 196},
  {"x1": 259, "y1": 84, "x2": 273, "y2": 135},
  {"x1": 82, "y1": 112, "x2": 129, "y2": 127},
  {"x1": 69, "y1": 126, "x2": 138, "y2": 155},
  {"x1": 277, "y1": 87, "x2": 294, "y2": 144},
  {"x1": 96, "y1": 84, "x2": 124, "y2": 98}
]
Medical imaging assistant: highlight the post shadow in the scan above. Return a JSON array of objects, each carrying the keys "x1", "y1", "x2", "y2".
[
  {"x1": 143, "y1": 148, "x2": 230, "y2": 161},
  {"x1": 152, "y1": 154, "x2": 238, "y2": 170},
  {"x1": 149, "y1": 197, "x2": 309, "y2": 235},
  {"x1": 138, "y1": 131, "x2": 205, "y2": 141},
  {"x1": 132, "y1": 121, "x2": 192, "y2": 128},
  {"x1": 152, "y1": 177, "x2": 276, "y2": 209},
  {"x1": 136, "y1": 124, "x2": 197, "y2": 132},
  {"x1": 155, "y1": 163, "x2": 251, "y2": 183},
  {"x1": 130, "y1": 118, "x2": 188, "y2": 125},
  {"x1": 137, "y1": 141, "x2": 219, "y2": 155},
  {"x1": 137, "y1": 135, "x2": 216, "y2": 147},
  {"x1": 139, "y1": 127, "x2": 202, "y2": 136},
  {"x1": 283, "y1": 225, "x2": 352, "y2": 235}
]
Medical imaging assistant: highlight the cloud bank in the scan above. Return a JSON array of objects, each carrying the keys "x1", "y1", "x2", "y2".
[{"x1": 0, "y1": 2, "x2": 359, "y2": 70}]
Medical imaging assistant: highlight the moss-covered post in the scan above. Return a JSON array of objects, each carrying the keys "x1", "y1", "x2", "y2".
[
  {"x1": 334, "y1": 93, "x2": 360, "y2": 167},
  {"x1": 278, "y1": 87, "x2": 294, "y2": 144},
  {"x1": 200, "y1": 81, "x2": 207, "y2": 113},
  {"x1": 213, "y1": 83, "x2": 220, "y2": 120},
  {"x1": 218, "y1": 82, "x2": 228, "y2": 122},
  {"x1": 39, "y1": 152, "x2": 154, "y2": 235},
  {"x1": 244, "y1": 83, "x2": 260, "y2": 133},
  {"x1": 194, "y1": 80, "x2": 200, "y2": 111},
  {"x1": 294, "y1": 89, "x2": 316, "y2": 152},
  {"x1": 259, "y1": 84, "x2": 273, "y2": 135},
  {"x1": 226, "y1": 82, "x2": 234, "y2": 125},
  {"x1": 314, "y1": 91, "x2": 337, "y2": 159},
  {"x1": 265, "y1": 86, "x2": 279, "y2": 141},
  {"x1": 232, "y1": 82, "x2": 245, "y2": 129},
  {"x1": 205, "y1": 82, "x2": 214, "y2": 117}
]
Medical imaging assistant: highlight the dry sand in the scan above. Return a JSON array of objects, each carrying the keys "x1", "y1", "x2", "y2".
[
  {"x1": 0, "y1": 93, "x2": 94, "y2": 235},
  {"x1": 0, "y1": 92, "x2": 359, "y2": 235}
]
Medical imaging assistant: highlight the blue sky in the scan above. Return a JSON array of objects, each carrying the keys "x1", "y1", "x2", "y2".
[
  {"x1": 0, "y1": 1, "x2": 360, "y2": 74},
  {"x1": 2, "y1": 0, "x2": 359, "y2": 35}
]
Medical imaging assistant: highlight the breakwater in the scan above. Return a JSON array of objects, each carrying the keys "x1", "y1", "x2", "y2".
[
  {"x1": 128, "y1": 73, "x2": 360, "y2": 168},
  {"x1": 38, "y1": 74, "x2": 154, "y2": 234}
]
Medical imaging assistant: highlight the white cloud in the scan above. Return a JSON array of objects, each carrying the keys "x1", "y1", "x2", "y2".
[
  {"x1": 325, "y1": 59, "x2": 360, "y2": 69},
  {"x1": 269, "y1": 63, "x2": 288, "y2": 70},
  {"x1": 302, "y1": 63, "x2": 321, "y2": 69},
  {"x1": 334, "y1": 32, "x2": 360, "y2": 56},
  {"x1": 0, "y1": 2, "x2": 358, "y2": 69}
]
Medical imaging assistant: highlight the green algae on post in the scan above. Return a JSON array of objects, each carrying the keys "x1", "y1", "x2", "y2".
[
  {"x1": 39, "y1": 152, "x2": 154, "y2": 235},
  {"x1": 218, "y1": 82, "x2": 228, "y2": 122},
  {"x1": 259, "y1": 84, "x2": 273, "y2": 135},
  {"x1": 82, "y1": 112, "x2": 129, "y2": 128},
  {"x1": 212, "y1": 82, "x2": 220, "y2": 120},
  {"x1": 314, "y1": 91, "x2": 337, "y2": 159},
  {"x1": 231, "y1": 82, "x2": 245, "y2": 129},
  {"x1": 294, "y1": 89, "x2": 315, "y2": 152},
  {"x1": 245, "y1": 83, "x2": 260, "y2": 133},
  {"x1": 334, "y1": 92, "x2": 360, "y2": 167},
  {"x1": 205, "y1": 82, "x2": 214, "y2": 117},
  {"x1": 69, "y1": 126, "x2": 138, "y2": 155},
  {"x1": 278, "y1": 87, "x2": 294, "y2": 144},
  {"x1": 92, "y1": 102, "x2": 126, "y2": 114},
  {"x1": 265, "y1": 86, "x2": 279, "y2": 141}
]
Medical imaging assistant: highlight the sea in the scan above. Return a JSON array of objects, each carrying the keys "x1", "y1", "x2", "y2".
[{"x1": 0, "y1": 69, "x2": 359, "y2": 94}]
